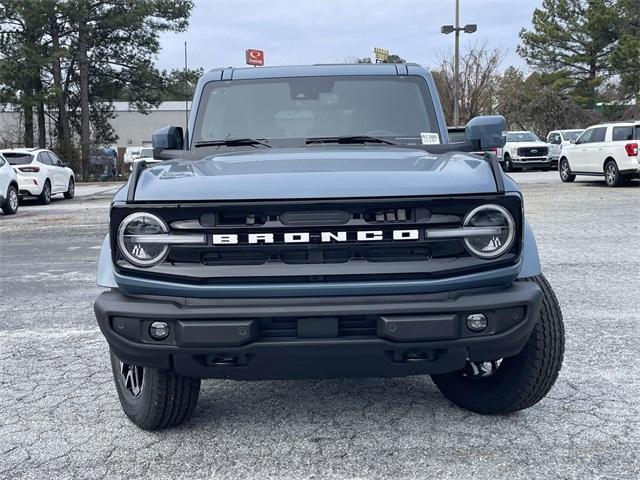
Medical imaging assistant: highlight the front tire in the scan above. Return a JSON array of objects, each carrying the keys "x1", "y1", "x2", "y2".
[
  {"x1": 2, "y1": 185, "x2": 19, "y2": 215},
  {"x1": 559, "y1": 158, "x2": 575, "y2": 182},
  {"x1": 63, "y1": 177, "x2": 75, "y2": 199},
  {"x1": 38, "y1": 180, "x2": 51, "y2": 205},
  {"x1": 502, "y1": 155, "x2": 512, "y2": 172},
  {"x1": 109, "y1": 349, "x2": 201, "y2": 430},
  {"x1": 431, "y1": 275, "x2": 564, "y2": 414}
]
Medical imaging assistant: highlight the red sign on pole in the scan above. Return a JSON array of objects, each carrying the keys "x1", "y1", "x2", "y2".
[{"x1": 245, "y1": 49, "x2": 264, "y2": 66}]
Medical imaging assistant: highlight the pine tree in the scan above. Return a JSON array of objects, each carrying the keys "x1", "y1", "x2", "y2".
[
  {"x1": 518, "y1": 0, "x2": 620, "y2": 108},
  {"x1": 611, "y1": 0, "x2": 640, "y2": 103}
]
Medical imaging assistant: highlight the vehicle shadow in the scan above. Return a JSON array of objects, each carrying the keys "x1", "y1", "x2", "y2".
[
  {"x1": 190, "y1": 375, "x2": 486, "y2": 431},
  {"x1": 575, "y1": 179, "x2": 640, "y2": 188},
  {"x1": 18, "y1": 196, "x2": 66, "y2": 206}
]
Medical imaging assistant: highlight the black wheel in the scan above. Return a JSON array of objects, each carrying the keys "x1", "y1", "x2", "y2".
[
  {"x1": 2, "y1": 185, "x2": 19, "y2": 215},
  {"x1": 502, "y1": 155, "x2": 512, "y2": 172},
  {"x1": 109, "y1": 349, "x2": 201, "y2": 430},
  {"x1": 38, "y1": 180, "x2": 51, "y2": 205},
  {"x1": 63, "y1": 177, "x2": 75, "y2": 199},
  {"x1": 559, "y1": 158, "x2": 575, "y2": 182},
  {"x1": 431, "y1": 274, "x2": 564, "y2": 414}
]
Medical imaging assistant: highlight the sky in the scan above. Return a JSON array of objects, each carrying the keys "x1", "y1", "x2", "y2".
[{"x1": 155, "y1": 0, "x2": 542, "y2": 73}]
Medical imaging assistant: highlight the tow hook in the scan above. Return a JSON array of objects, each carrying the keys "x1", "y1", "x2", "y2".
[
  {"x1": 208, "y1": 355, "x2": 239, "y2": 367},
  {"x1": 393, "y1": 351, "x2": 434, "y2": 363},
  {"x1": 404, "y1": 352, "x2": 432, "y2": 362}
]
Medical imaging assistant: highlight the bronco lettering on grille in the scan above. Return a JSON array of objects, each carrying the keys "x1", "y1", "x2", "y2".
[{"x1": 211, "y1": 229, "x2": 421, "y2": 245}]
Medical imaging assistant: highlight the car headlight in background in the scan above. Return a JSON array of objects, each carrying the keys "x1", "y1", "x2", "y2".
[{"x1": 462, "y1": 204, "x2": 515, "y2": 259}]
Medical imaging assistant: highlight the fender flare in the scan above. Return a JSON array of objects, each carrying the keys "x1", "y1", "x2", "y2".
[
  {"x1": 518, "y1": 219, "x2": 542, "y2": 279},
  {"x1": 96, "y1": 235, "x2": 117, "y2": 288}
]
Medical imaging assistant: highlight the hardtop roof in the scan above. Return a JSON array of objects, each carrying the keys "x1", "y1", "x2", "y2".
[{"x1": 200, "y1": 63, "x2": 425, "y2": 83}]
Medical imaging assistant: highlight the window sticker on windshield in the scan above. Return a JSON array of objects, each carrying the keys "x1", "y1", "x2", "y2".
[{"x1": 421, "y1": 132, "x2": 440, "y2": 144}]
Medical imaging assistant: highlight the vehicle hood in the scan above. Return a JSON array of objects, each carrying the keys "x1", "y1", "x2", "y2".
[
  {"x1": 508, "y1": 141, "x2": 548, "y2": 149},
  {"x1": 130, "y1": 147, "x2": 500, "y2": 202}
]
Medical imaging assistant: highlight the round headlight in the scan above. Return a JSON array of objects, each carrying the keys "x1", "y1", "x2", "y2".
[
  {"x1": 117, "y1": 212, "x2": 169, "y2": 267},
  {"x1": 463, "y1": 204, "x2": 515, "y2": 259}
]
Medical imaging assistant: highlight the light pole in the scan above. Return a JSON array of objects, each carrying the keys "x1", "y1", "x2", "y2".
[{"x1": 441, "y1": 0, "x2": 477, "y2": 126}]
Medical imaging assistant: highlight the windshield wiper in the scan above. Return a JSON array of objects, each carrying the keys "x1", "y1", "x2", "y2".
[
  {"x1": 194, "y1": 138, "x2": 272, "y2": 148},
  {"x1": 306, "y1": 135, "x2": 398, "y2": 146}
]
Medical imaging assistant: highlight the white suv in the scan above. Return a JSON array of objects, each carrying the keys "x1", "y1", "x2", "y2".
[
  {"x1": 499, "y1": 131, "x2": 550, "y2": 172},
  {"x1": 559, "y1": 122, "x2": 640, "y2": 187},
  {"x1": 1, "y1": 148, "x2": 76, "y2": 204},
  {"x1": 546, "y1": 129, "x2": 584, "y2": 167},
  {"x1": 0, "y1": 153, "x2": 19, "y2": 215}
]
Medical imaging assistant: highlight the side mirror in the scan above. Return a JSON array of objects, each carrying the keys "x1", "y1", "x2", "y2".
[
  {"x1": 465, "y1": 115, "x2": 507, "y2": 150},
  {"x1": 152, "y1": 126, "x2": 184, "y2": 150},
  {"x1": 570, "y1": 139, "x2": 577, "y2": 144}
]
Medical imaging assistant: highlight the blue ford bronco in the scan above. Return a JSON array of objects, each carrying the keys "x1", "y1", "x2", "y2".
[{"x1": 94, "y1": 64, "x2": 564, "y2": 430}]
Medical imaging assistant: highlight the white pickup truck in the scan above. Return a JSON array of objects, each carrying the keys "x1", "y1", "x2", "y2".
[
  {"x1": 546, "y1": 129, "x2": 584, "y2": 167},
  {"x1": 499, "y1": 131, "x2": 550, "y2": 172}
]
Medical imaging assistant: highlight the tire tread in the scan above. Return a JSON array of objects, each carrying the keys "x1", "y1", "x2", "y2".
[
  {"x1": 1, "y1": 185, "x2": 18, "y2": 215},
  {"x1": 431, "y1": 274, "x2": 564, "y2": 414},
  {"x1": 110, "y1": 350, "x2": 200, "y2": 430}
]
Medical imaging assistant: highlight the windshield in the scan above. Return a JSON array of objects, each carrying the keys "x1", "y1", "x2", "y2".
[
  {"x1": 506, "y1": 132, "x2": 540, "y2": 143},
  {"x1": 562, "y1": 131, "x2": 583, "y2": 141},
  {"x1": 139, "y1": 148, "x2": 153, "y2": 158},
  {"x1": 3, "y1": 152, "x2": 34, "y2": 165},
  {"x1": 194, "y1": 75, "x2": 439, "y2": 146}
]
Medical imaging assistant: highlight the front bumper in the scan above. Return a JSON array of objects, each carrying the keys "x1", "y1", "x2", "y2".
[
  {"x1": 95, "y1": 281, "x2": 542, "y2": 380},
  {"x1": 512, "y1": 157, "x2": 552, "y2": 168}
]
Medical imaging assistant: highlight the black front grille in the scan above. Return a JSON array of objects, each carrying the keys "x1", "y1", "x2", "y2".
[
  {"x1": 111, "y1": 195, "x2": 523, "y2": 284},
  {"x1": 517, "y1": 147, "x2": 548, "y2": 157}
]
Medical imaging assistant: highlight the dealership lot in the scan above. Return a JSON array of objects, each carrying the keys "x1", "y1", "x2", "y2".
[{"x1": 1, "y1": 173, "x2": 639, "y2": 479}]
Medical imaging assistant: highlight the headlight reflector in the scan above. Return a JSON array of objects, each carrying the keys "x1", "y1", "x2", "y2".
[
  {"x1": 463, "y1": 204, "x2": 515, "y2": 258},
  {"x1": 117, "y1": 212, "x2": 169, "y2": 267}
]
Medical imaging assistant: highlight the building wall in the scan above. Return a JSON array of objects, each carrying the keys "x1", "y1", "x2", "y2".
[
  {"x1": 109, "y1": 108, "x2": 188, "y2": 148},
  {"x1": 0, "y1": 106, "x2": 25, "y2": 148},
  {"x1": 0, "y1": 102, "x2": 190, "y2": 149}
]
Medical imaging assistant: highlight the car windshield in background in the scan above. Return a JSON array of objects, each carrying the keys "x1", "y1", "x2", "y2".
[
  {"x1": 3, "y1": 152, "x2": 33, "y2": 165},
  {"x1": 139, "y1": 148, "x2": 154, "y2": 158},
  {"x1": 562, "y1": 131, "x2": 583, "y2": 141},
  {"x1": 194, "y1": 75, "x2": 440, "y2": 146},
  {"x1": 506, "y1": 132, "x2": 540, "y2": 142}
]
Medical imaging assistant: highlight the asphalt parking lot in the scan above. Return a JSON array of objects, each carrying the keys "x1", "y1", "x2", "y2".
[{"x1": 1, "y1": 172, "x2": 639, "y2": 479}]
